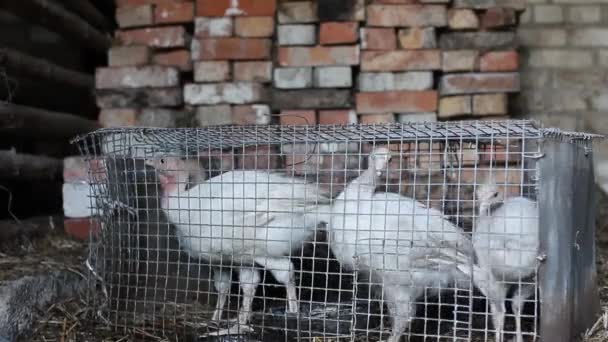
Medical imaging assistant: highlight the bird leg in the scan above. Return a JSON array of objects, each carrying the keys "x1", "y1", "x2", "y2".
[
  {"x1": 255, "y1": 257, "x2": 299, "y2": 313},
  {"x1": 384, "y1": 286, "x2": 415, "y2": 342},
  {"x1": 511, "y1": 284, "x2": 535, "y2": 342},
  {"x1": 211, "y1": 268, "x2": 232, "y2": 322},
  {"x1": 490, "y1": 300, "x2": 506, "y2": 342},
  {"x1": 236, "y1": 267, "x2": 261, "y2": 326}
]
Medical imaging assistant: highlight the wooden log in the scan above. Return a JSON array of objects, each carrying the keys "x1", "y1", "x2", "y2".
[
  {"x1": 59, "y1": 0, "x2": 113, "y2": 31},
  {"x1": 0, "y1": 150, "x2": 63, "y2": 180},
  {"x1": 0, "y1": 102, "x2": 99, "y2": 140},
  {"x1": 0, "y1": 47, "x2": 94, "y2": 89},
  {"x1": 0, "y1": 215, "x2": 61, "y2": 242},
  {"x1": 0, "y1": 0, "x2": 111, "y2": 53}
]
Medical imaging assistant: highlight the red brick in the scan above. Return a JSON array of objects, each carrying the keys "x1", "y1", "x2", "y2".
[
  {"x1": 116, "y1": 0, "x2": 190, "y2": 7},
  {"x1": 356, "y1": 90, "x2": 438, "y2": 114},
  {"x1": 154, "y1": 2, "x2": 194, "y2": 24},
  {"x1": 96, "y1": 88, "x2": 183, "y2": 108},
  {"x1": 448, "y1": 9, "x2": 479, "y2": 29},
  {"x1": 397, "y1": 27, "x2": 436, "y2": 49},
  {"x1": 440, "y1": 73, "x2": 520, "y2": 95},
  {"x1": 194, "y1": 61, "x2": 231, "y2": 82},
  {"x1": 372, "y1": 0, "x2": 419, "y2": 3},
  {"x1": 233, "y1": 61, "x2": 273, "y2": 82},
  {"x1": 200, "y1": 149, "x2": 236, "y2": 173},
  {"x1": 360, "y1": 28, "x2": 396, "y2": 50},
  {"x1": 197, "y1": 0, "x2": 277, "y2": 17},
  {"x1": 461, "y1": 168, "x2": 524, "y2": 196},
  {"x1": 195, "y1": 17, "x2": 233, "y2": 37},
  {"x1": 99, "y1": 108, "x2": 138, "y2": 127},
  {"x1": 192, "y1": 38, "x2": 271, "y2": 60},
  {"x1": 480, "y1": 141, "x2": 522, "y2": 164},
  {"x1": 232, "y1": 105, "x2": 271, "y2": 125},
  {"x1": 280, "y1": 110, "x2": 317, "y2": 125},
  {"x1": 479, "y1": 51, "x2": 519, "y2": 72},
  {"x1": 480, "y1": 7, "x2": 516, "y2": 29},
  {"x1": 237, "y1": 145, "x2": 280, "y2": 170},
  {"x1": 116, "y1": 5, "x2": 154, "y2": 28},
  {"x1": 319, "y1": 22, "x2": 358, "y2": 45},
  {"x1": 359, "y1": 113, "x2": 396, "y2": 124},
  {"x1": 64, "y1": 218, "x2": 101, "y2": 241},
  {"x1": 457, "y1": 147, "x2": 479, "y2": 166},
  {"x1": 318, "y1": 110, "x2": 356, "y2": 125},
  {"x1": 278, "y1": 1, "x2": 318, "y2": 23},
  {"x1": 63, "y1": 157, "x2": 90, "y2": 182},
  {"x1": 439, "y1": 95, "x2": 472, "y2": 118},
  {"x1": 442, "y1": 50, "x2": 478, "y2": 72},
  {"x1": 108, "y1": 45, "x2": 151, "y2": 66},
  {"x1": 277, "y1": 46, "x2": 360, "y2": 67},
  {"x1": 153, "y1": 50, "x2": 192, "y2": 71},
  {"x1": 367, "y1": 4, "x2": 447, "y2": 27},
  {"x1": 96, "y1": 66, "x2": 180, "y2": 89},
  {"x1": 453, "y1": 0, "x2": 525, "y2": 10},
  {"x1": 285, "y1": 153, "x2": 319, "y2": 176},
  {"x1": 234, "y1": 16, "x2": 275, "y2": 37},
  {"x1": 116, "y1": 26, "x2": 188, "y2": 48},
  {"x1": 361, "y1": 50, "x2": 441, "y2": 71},
  {"x1": 473, "y1": 94, "x2": 508, "y2": 116}
]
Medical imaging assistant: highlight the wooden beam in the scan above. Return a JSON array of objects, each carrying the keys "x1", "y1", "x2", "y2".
[
  {"x1": 59, "y1": 0, "x2": 113, "y2": 31},
  {"x1": 0, "y1": 0, "x2": 111, "y2": 53},
  {"x1": 0, "y1": 150, "x2": 62, "y2": 180},
  {"x1": 0, "y1": 102, "x2": 99, "y2": 140},
  {"x1": 0, "y1": 47, "x2": 94, "y2": 89}
]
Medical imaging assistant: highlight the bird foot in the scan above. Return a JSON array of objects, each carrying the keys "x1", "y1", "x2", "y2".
[
  {"x1": 210, "y1": 316, "x2": 240, "y2": 326},
  {"x1": 202, "y1": 324, "x2": 254, "y2": 337}
]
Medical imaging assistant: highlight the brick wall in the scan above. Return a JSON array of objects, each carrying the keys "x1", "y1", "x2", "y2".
[
  {"x1": 74, "y1": 0, "x2": 529, "y2": 221},
  {"x1": 94, "y1": 0, "x2": 525, "y2": 129},
  {"x1": 515, "y1": 1, "x2": 608, "y2": 190}
]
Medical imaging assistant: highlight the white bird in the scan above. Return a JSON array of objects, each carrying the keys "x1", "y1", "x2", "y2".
[
  {"x1": 318, "y1": 147, "x2": 482, "y2": 342},
  {"x1": 472, "y1": 180, "x2": 539, "y2": 342},
  {"x1": 147, "y1": 157, "x2": 331, "y2": 332}
]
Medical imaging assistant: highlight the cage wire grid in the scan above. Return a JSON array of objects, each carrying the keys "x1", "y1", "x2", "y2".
[{"x1": 73, "y1": 120, "x2": 601, "y2": 342}]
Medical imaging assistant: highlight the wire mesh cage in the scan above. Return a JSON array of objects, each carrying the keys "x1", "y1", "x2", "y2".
[{"x1": 73, "y1": 120, "x2": 602, "y2": 342}]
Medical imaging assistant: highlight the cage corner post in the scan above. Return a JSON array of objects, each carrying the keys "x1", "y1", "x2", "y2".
[{"x1": 538, "y1": 138, "x2": 600, "y2": 342}]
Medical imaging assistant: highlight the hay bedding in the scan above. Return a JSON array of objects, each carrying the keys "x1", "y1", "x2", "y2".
[{"x1": 5, "y1": 189, "x2": 608, "y2": 342}]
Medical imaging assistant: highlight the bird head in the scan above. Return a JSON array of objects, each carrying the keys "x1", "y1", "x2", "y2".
[
  {"x1": 145, "y1": 156, "x2": 190, "y2": 197},
  {"x1": 368, "y1": 147, "x2": 392, "y2": 177},
  {"x1": 476, "y1": 181, "x2": 504, "y2": 215}
]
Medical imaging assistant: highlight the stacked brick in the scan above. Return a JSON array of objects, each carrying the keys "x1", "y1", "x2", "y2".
[
  {"x1": 357, "y1": 2, "x2": 442, "y2": 124},
  {"x1": 438, "y1": 0, "x2": 524, "y2": 119},
  {"x1": 273, "y1": 1, "x2": 363, "y2": 185},
  {"x1": 185, "y1": 1, "x2": 275, "y2": 128},
  {"x1": 91, "y1": 0, "x2": 525, "y2": 130},
  {"x1": 96, "y1": 0, "x2": 195, "y2": 128},
  {"x1": 185, "y1": 1, "x2": 278, "y2": 170},
  {"x1": 273, "y1": 1, "x2": 361, "y2": 129},
  {"x1": 80, "y1": 0, "x2": 527, "y2": 218}
]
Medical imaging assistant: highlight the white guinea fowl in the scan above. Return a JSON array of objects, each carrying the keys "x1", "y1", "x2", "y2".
[
  {"x1": 147, "y1": 157, "x2": 330, "y2": 333},
  {"x1": 319, "y1": 148, "x2": 482, "y2": 342},
  {"x1": 472, "y1": 181, "x2": 539, "y2": 342}
]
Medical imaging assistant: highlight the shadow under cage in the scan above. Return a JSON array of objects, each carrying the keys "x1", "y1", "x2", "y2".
[{"x1": 72, "y1": 120, "x2": 602, "y2": 342}]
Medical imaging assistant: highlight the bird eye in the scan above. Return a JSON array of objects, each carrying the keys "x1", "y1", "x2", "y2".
[
  {"x1": 492, "y1": 192, "x2": 499, "y2": 198},
  {"x1": 160, "y1": 158, "x2": 165, "y2": 164}
]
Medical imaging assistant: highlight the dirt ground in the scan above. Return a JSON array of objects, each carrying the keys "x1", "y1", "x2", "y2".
[{"x1": 2, "y1": 189, "x2": 608, "y2": 341}]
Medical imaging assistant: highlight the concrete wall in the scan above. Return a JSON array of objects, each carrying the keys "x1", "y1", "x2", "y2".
[{"x1": 515, "y1": 1, "x2": 608, "y2": 191}]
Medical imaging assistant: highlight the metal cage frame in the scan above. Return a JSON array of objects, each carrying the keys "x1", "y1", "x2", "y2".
[{"x1": 73, "y1": 120, "x2": 603, "y2": 342}]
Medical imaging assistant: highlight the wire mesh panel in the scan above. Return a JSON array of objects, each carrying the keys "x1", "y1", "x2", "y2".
[{"x1": 73, "y1": 120, "x2": 602, "y2": 342}]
